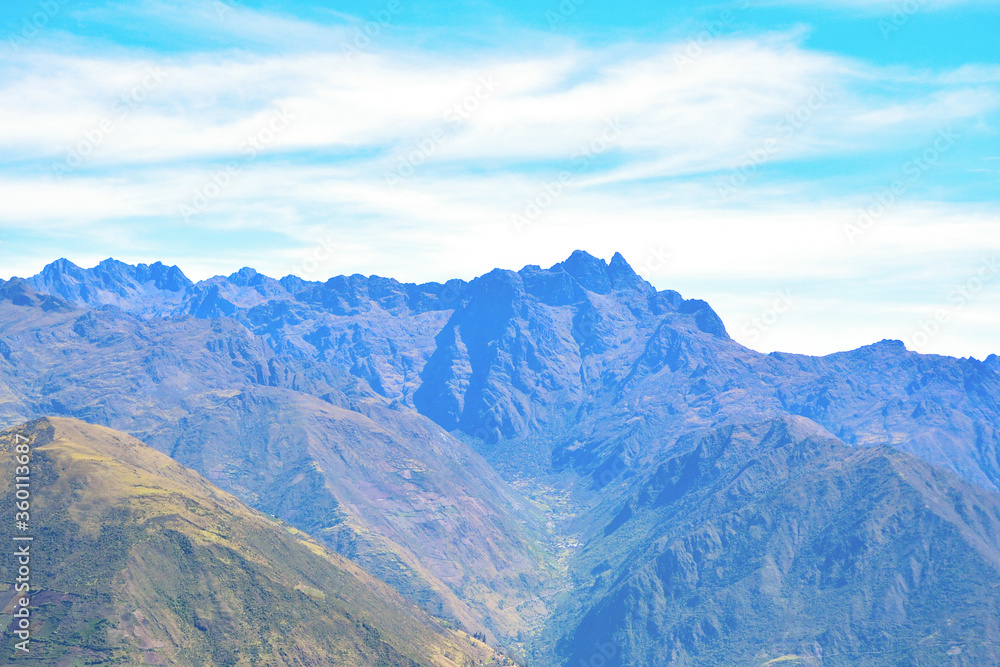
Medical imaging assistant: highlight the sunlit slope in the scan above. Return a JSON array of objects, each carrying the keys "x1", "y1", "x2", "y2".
[{"x1": 0, "y1": 417, "x2": 501, "y2": 666}]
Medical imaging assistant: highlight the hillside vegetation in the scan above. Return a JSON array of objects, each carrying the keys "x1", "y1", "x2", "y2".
[{"x1": 0, "y1": 418, "x2": 504, "y2": 666}]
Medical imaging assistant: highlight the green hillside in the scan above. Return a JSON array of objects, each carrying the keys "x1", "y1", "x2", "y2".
[{"x1": 0, "y1": 417, "x2": 506, "y2": 666}]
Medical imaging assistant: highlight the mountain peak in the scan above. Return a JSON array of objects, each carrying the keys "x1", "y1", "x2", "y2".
[
  {"x1": 25, "y1": 258, "x2": 191, "y2": 312},
  {"x1": 39, "y1": 257, "x2": 84, "y2": 277},
  {"x1": 139, "y1": 261, "x2": 192, "y2": 292},
  {"x1": 545, "y1": 250, "x2": 652, "y2": 295},
  {"x1": 608, "y1": 250, "x2": 649, "y2": 291},
  {"x1": 554, "y1": 250, "x2": 613, "y2": 294},
  {"x1": 843, "y1": 338, "x2": 909, "y2": 357},
  {"x1": 96, "y1": 257, "x2": 131, "y2": 270},
  {"x1": 227, "y1": 266, "x2": 261, "y2": 287}
]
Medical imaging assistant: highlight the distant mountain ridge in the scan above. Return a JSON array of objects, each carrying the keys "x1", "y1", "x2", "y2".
[
  {"x1": 3, "y1": 251, "x2": 1000, "y2": 665},
  {"x1": 23, "y1": 257, "x2": 192, "y2": 315}
]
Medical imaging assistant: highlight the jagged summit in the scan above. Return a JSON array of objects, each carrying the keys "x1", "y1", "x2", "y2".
[
  {"x1": 544, "y1": 249, "x2": 650, "y2": 294},
  {"x1": 15, "y1": 250, "x2": 697, "y2": 322},
  {"x1": 226, "y1": 266, "x2": 274, "y2": 287},
  {"x1": 34, "y1": 257, "x2": 191, "y2": 290},
  {"x1": 24, "y1": 250, "x2": 651, "y2": 298},
  {"x1": 23, "y1": 257, "x2": 192, "y2": 315},
  {"x1": 554, "y1": 249, "x2": 617, "y2": 294}
]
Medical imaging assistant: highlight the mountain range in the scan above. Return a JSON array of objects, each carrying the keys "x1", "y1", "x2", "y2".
[{"x1": 2, "y1": 251, "x2": 1000, "y2": 665}]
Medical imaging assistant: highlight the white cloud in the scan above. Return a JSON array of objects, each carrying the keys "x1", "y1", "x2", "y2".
[
  {"x1": 0, "y1": 11, "x2": 998, "y2": 358},
  {"x1": 2, "y1": 30, "x2": 995, "y2": 176}
]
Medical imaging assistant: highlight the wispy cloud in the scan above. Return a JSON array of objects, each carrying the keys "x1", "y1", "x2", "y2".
[
  {"x1": 0, "y1": 1, "x2": 998, "y2": 358},
  {"x1": 2, "y1": 32, "x2": 995, "y2": 173}
]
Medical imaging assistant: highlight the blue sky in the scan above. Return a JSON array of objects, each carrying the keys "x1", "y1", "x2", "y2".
[{"x1": 0, "y1": 0, "x2": 998, "y2": 358}]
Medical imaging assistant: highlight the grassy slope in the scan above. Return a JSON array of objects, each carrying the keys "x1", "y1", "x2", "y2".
[
  {"x1": 159, "y1": 386, "x2": 555, "y2": 641},
  {"x1": 0, "y1": 417, "x2": 505, "y2": 666}
]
